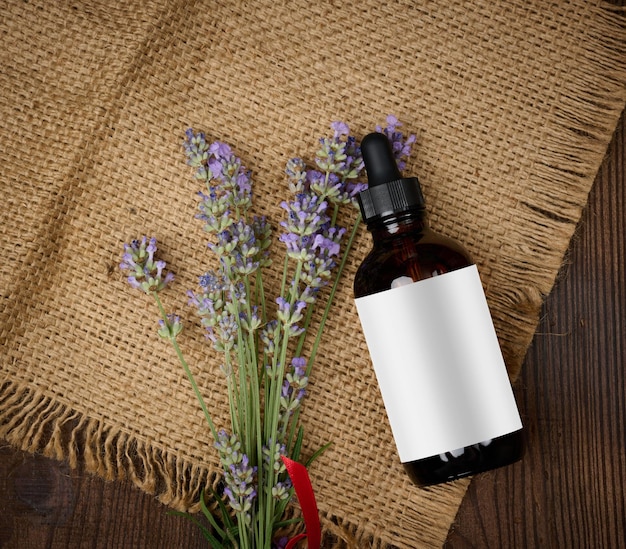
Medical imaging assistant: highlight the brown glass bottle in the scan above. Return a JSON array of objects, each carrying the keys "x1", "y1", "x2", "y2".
[{"x1": 354, "y1": 132, "x2": 523, "y2": 486}]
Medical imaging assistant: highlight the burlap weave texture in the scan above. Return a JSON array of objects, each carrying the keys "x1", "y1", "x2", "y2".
[{"x1": 1, "y1": 1, "x2": 625, "y2": 547}]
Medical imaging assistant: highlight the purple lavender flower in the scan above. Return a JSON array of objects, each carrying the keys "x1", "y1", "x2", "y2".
[
  {"x1": 375, "y1": 114, "x2": 417, "y2": 171},
  {"x1": 230, "y1": 220, "x2": 261, "y2": 275},
  {"x1": 312, "y1": 231, "x2": 341, "y2": 258},
  {"x1": 188, "y1": 271, "x2": 227, "y2": 316},
  {"x1": 306, "y1": 170, "x2": 342, "y2": 202},
  {"x1": 277, "y1": 187, "x2": 349, "y2": 339},
  {"x1": 262, "y1": 441, "x2": 292, "y2": 501},
  {"x1": 189, "y1": 274, "x2": 256, "y2": 350},
  {"x1": 198, "y1": 270, "x2": 229, "y2": 294},
  {"x1": 238, "y1": 306, "x2": 261, "y2": 334},
  {"x1": 185, "y1": 130, "x2": 254, "y2": 237},
  {"x1": 209, "y1": 228, "x2": 237, "y2": 256},
  {"x1": 120, "y1": 237, "x2": 174, "y2": 294},
  {"x1": 229, "y1": 280, "x2": 248, "y2": 306},
  {"x1": 285, "y1": 157, "x2": 308, "y2": 193},
  {"x1": 260, "y1": 319, "x2": 278, "y2": 356},
  {"x1": 290, "y1": 356, "x2": 307, "y2": 376},
  {"x1": 195, "y1": 188, "x2": 232, "y2": 233},
  {"x1": 275, "y1": 297, "x2": 307, "y2": 330},
  {"x1": 215, "y1": 429, "x2": 242, "y2": 464},
  {"x1": 308, "y1": 121, "x2": 365, "y2": 205},
  {"x1": 290, "y1": 224, "x2": 346, "y2": 297},
  {"x1": 186, "y1": 132, "x2": 271, "y2": 280},
  {"x1": 342, "y1": 179, "x2": 368, "y2": 201},
  {"x1": 157, "y1": 314, "x2": 183, "y2": 340},
  {"x1": 190, "y1": 294, "x2": 218, "y2": 322},
  {"x1": 279, "y1": 193, "x2": 329, "y2": 261},
  {"x1": 206, "y1": 219, "x2": 264, "y2": 278},
  {"x1": 280, "y1": 193, "x2": 328, "y2": 237},
  {"x1": 183, "y1": 129, "x2": 209, "y2": 173},
  {"x1": 208, "y1": 141, "x2": 233, "y2": 161},
  {"x1": 215, "y1": 431, "x2": 257, "y2": 525},
  {"x1": 210, "y1": 311, "x2": 238, "y2": 352},
  {"x1": 279, "y1": 232, "x2": 312, "y2": 261},
  {"x1": 213, "y1": 153, "x2": 252, "y2": 209},
  {"x1": 252, "y1": 215, "x2": 272, "y2": 267},
  {"x1": 277, "y1": 356, "x2": 309, "y2": 434},
  {"x1": 330, "y1": 121, "x2": 350, "y2": 139},
  {"x1": 188, "y1": 271, "x2": 239, "y2": 349},
  {"x1": 272, "y1": 537, "x2": 290, "y2": 549},
  {"x1": 271, "y1": 479, "x2": 292, "y2": 501}
]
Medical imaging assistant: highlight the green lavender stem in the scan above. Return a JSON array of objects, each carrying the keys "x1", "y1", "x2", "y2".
[
  {"x1": 242, "y1": 275, "x2": 265, "y2": 546},
  {"x1": 152, "y1": 292, "x2": 219, "y2": 442},
  {"x1": 262, "y1": 258, "x2": 304, "y2": 548}
]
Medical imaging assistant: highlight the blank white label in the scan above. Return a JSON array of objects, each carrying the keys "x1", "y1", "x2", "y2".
[{"x1": 355, "y1": 265, "x2": 522, "y2": 462}]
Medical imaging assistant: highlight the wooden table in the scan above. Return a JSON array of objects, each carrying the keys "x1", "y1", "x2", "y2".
[{"x1": 1, "y1": 111, "x2": 624, "y2": 548}]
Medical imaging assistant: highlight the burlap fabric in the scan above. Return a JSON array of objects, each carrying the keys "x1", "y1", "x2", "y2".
[{"x1": 1, "y1": 1, "x2": 625, "y2": 547}]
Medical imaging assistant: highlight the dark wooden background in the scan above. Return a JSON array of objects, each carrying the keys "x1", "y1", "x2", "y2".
[{"x1": 1, "y1": 109, "x2": 624, "y2": 548}]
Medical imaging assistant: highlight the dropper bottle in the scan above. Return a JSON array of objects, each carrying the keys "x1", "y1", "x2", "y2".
[{"x1": 354, "y1": 132, "x2": 523, "y2": 486}]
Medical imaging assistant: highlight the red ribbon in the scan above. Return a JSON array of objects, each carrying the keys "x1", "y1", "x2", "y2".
[{"x1": 281, "y1": 456, "x2": 321, "y2": 549}]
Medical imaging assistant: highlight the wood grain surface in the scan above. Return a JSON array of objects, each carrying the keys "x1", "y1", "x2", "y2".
[{"x1": 1, "y1": 111, "x2": 624, "y2": 548}]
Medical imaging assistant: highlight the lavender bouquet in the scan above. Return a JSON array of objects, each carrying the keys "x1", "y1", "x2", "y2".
[{"x1": 119, "y1": 116, "x2": 414, "y2": 548}]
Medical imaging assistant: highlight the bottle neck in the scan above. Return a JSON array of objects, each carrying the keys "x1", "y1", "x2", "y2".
[{"x1": 366, "y1": 208, "x2": 428, "y2": 242}]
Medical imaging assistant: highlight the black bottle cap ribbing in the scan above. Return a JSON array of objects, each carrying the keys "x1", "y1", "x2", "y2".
[{"x1": 357, "y1": 132, "x2": 425, "y2": 223}]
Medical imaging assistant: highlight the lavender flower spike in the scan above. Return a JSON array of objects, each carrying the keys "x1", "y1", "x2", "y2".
[
  {"x1": 308, "y1": 121, "x2": 366, "y2": 206},
  {"x1": 263, "y1": 441, "x2": 292, "y2": 501},
  {"x1": 279, "y1": 193, "x2": 329, "y2": 261},
  {"x1": 157, "y1": 314, "x2": 183, "y2": 340},
  {"x1": 120, "y1": 237, "x2": 174, "y2": 294},
  {"x1": 279, "y1": 357, "x2": 308, "y2": 421},
  {"x1": 376, "y1": 114, "x2": 417, "y2": 171},
  {"x1": 285, "y1": 158, "x2": 308, "y2": 193},
  {"x1": 215, "y1": 430, "x2": 257, "y2": 525}
]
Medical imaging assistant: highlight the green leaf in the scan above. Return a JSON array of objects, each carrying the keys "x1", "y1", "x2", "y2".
[
  {"x1": 273, "y1": 516, "x2": 304, "y2": 529},
  {"x1": 290, "y1": 426, "x2": 305, "y2": 462},
  {"x1": 167, "y1": 510, "x2": 224, "y2": 547},
  {"x1": 207, "y1": 484, "x2": 241, "y2": 547},
  {"x1": 305, "y1": 441, "x2": 332, "y2": 468},
  {"x1": 200, "y1": 488, "x2": 227, "y2": 539},
  {"x1": 207, "y1": 485, "x2": 236, "y2": 531}
]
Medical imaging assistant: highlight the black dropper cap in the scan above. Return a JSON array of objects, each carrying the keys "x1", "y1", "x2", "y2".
[{"x1": 357, "y1": 132, "x2": 425, "y2": 224}]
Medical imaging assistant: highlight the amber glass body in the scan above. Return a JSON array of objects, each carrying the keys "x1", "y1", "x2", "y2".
[{"x1": 354, "y1": 209, "x2": 523, "y2": 486}]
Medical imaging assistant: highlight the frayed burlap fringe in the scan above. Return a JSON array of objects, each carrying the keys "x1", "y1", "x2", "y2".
[
  {"x1": 0, "y1": 380, "x2": 213, "y2": 511},
  {"x1": 0, "y1": 379, "x2": 444, "y2": 547},
  {"x1": 487, "y1": 4, "x2": 626, "y2": 377},
  {"x1": 1, "y1": 0, "x2": 625, "y2": 547},
  {"x1": 416, "y1": 3, "x2": 626, "y2": 383}
]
